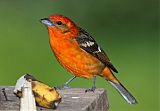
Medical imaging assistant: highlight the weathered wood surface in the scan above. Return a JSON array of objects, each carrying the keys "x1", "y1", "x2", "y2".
[{"x1": 0, "y1": 86, "x2": 109, "y2": 111}]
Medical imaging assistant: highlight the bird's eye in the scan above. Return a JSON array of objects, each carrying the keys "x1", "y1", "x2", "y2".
[{"x1": 56, "y1": 21, "x2": 62, "y2": 25}]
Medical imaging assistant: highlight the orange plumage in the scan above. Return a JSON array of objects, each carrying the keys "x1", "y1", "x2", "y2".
[
  {"x1": 40, "y1": 14, "x2": 137, "y2": 104},
  {"x1": 48, "y1": 26, "x2": 104, "y2": 79}
]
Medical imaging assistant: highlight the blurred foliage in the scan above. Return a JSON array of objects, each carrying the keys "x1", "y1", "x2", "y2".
[{"x1": 0, "y1": 0, "x2": 158, "y2": 111}]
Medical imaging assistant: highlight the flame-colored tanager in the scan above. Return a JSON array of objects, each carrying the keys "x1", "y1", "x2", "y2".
[{"x1": 40, "y1": 15, "x2": 137, "y2": 104}]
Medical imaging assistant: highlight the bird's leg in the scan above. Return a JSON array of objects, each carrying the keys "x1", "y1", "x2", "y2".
[
  {"x1": 63, "y1": 76, "x2": 76, "y2": 88},
  {"x1": 54, "y1": 76, "x2": 76, "y2": 90},
  {"x1": 85, "y1": 76, "x2": 96, "y2": 92}
]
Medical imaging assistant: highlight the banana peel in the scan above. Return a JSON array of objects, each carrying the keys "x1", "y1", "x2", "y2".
[{"x1": 14, "y1": 74, "x2": 62, "y2": 109}]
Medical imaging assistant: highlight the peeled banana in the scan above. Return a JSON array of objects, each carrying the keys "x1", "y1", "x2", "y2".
[{"x1": 14, "y1": 74, "x2": 62, "y2": 109}]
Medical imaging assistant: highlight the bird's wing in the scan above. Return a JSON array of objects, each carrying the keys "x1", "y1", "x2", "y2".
[{"x1": 75, "y1": 27, "x2": 118, "y2": 73}]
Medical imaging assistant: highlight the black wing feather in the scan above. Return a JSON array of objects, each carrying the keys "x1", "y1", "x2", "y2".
[{"x1": 76, "y1": 27, "x2": 118, "y2": 73}]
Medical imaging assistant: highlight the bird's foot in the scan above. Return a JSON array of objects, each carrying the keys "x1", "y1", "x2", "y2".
[
  {"x1": 63, "y1": 84, "x2": 71, "y2": 89},
  {"x1": 85, "y1": 87, "x2": 96, "y2": 93},
  {"x1": 53, "y1": 84, "x2": 71, "y2": 90}
]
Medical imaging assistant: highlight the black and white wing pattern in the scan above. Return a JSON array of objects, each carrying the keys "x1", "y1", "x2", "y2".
[{"x1": 75, "y1": 27, "x2": 118, "y2": 73}]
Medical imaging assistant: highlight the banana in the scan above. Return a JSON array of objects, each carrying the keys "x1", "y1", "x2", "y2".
[
  {"x1": 31, "y1": 80, "x2": 61, "y2": 109},
  {"x1": 14, "y1": 74, "x2": 62, "y2": 109}
]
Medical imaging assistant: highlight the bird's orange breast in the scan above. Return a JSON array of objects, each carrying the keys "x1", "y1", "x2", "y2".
[{"x1": 48, "y1": 29, "x2": 104, "y2": 79}]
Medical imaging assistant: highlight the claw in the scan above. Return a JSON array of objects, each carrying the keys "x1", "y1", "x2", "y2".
[
  {"x1": 63, "y1": 84, "x2": 71, "y2": 89},
  {"x1": 85, "y1": 87, "x2": 96, "y2": 93},
  {"x1": 53, "y1": 84, "x2": 71, "y2": 90}
]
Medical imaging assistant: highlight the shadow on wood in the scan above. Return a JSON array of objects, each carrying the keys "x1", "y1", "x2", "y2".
[{"x1": 0, "y1": 86, "x2": 109, "y2": 111}]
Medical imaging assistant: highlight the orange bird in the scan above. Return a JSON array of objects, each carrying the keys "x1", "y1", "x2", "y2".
[{"x1": 40, "y1": 14, "x2": 137, "y2": 104}]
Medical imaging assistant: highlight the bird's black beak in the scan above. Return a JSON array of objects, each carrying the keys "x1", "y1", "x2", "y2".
[{"x1": 40, "y1": 18, "x2": 53, "y2": 26}]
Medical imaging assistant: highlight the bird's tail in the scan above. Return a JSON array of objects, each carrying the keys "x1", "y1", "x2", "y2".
[
  {"x1": 100, "y1": 67, "x2": 137, "y2": 104},
  {"x1": 108, "y1": 80, "x2": 137, "y2": 104}
]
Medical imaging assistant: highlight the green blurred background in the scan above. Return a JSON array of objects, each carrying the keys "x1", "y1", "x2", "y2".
[{"x1": 0, "y1": 0, "x2": 158, "y2": 111}]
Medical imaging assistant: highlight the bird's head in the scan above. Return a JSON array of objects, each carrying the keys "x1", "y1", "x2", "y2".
[{"x1": 40, "y1": 15, "x2": 78, "y2": 38}]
